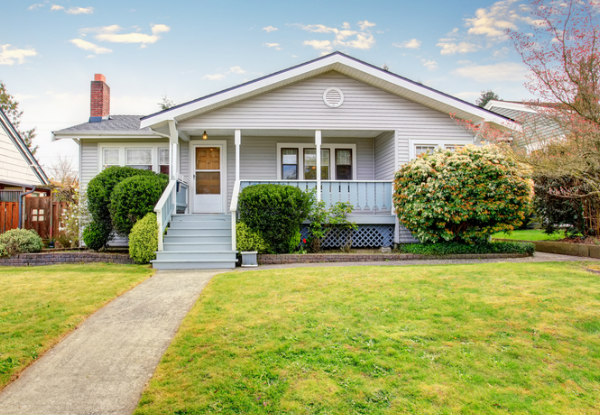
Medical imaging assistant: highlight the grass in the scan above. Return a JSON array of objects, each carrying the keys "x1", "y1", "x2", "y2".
[
  {"x1": 135, "y1": 263, "x2": 600, "y2": 415},
  {"x1": 492, "y1": 229, "x2": 566, "y2": 241},
  {"x1": 0, "y1": 263, "x2": 153, "y2": 389}
]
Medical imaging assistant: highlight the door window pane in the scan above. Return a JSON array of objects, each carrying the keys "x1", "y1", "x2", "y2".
[
  {"x1": 196, "y1": 172, "x2": 220, "y2": 194},
  {"x1": 196, "y1": 147, "x2": 220, "y2": 170},
  {"x1": 335, "y1": 149, "x2": 352, "y2": 180},
  {"x1": 281, "y1": 148, "x2": 298, "y2": 180}
]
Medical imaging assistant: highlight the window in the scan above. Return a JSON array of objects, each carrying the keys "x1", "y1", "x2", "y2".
[
  {"x1": 415, "y1": 145, "x2": 437, "y2": 157},
  {"x1": 303, "y1": 148, "x2": 330, "y2": 180},
  {"x1": 335, "y1": 149, "x2": 352, "y2": 180},
  {"x1": 158, "y1": 148, "x2": 170, "y2": 175},
  {"x1": 281, "y1": 148, "x2": 298, "y2": 180},
  {"x1": 103, "y1": 148, "x2": 120, "y2": 169},
  {"x1": 445, "y1": 144, "x2": 465, "y2": 152},
  {"x1": 125, "y1": 148, "x2": 152, "y2": 170}
]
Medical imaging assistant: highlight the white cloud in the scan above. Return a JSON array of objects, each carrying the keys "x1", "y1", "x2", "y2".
[
  {"x1": 50, "y1": 4, "x2": 94, "y2": 13},
  {"x1": 264, "y1": 42, "x2": 281, "y2": 50},
  {"x1": 66, "y1": 6, "x2": 93, "y2": 14},
  {"x1": 453, "y1": 62, "x2": 528, "y2": 82},
  {"x1": 202, "y1": 73, "x2": 226, "y2": 81},
  {"x1": 393, "y1": 38, "x2": 421, "y2": 49},
  {"x1": 262, "y1": 25, "x2": 278, "y2": 33},
  {"x1": 437, "y1": 40, "x2": 479, "y2": 55},
  {"x1": 465, "y1": 0, "x2": 546, "y2": 40},
  {"x1": 85, "y1": 24, "x2": 170, "y2": 46},
  {"x1": 421, "y1": 59, "x2": 438, "y2": 71},
  {"x1": 69, "y1": 38, "x2": 112, "y2": 54},
  {"x1": 303, "y1": 39, "x2": 332, "y2": 52},
  {"x1": 228, "y1": 66, "x2": 245, "y2": 74},
  {"x1": 28, "y1": 3, "x2": 45, "y2": 10},
  {"x1": 0, "y1": 44, "x2": 37, "y2": 65},
  {"x1": 299, "y1": 20, "x2": 376, "y2": 51}
]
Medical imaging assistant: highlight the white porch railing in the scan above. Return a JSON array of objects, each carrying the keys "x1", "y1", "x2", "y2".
[
  {"x1": 238, "y1": 180, "x2": 394, "y2": 213},
  {"x1": 154, "y1": 179, "x2": 189, "y2": 251}
]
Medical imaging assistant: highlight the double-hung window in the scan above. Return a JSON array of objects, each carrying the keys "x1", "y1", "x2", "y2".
[
  {"x1": 279, "y1": 144, "x2": 355, "y2": 180},
  {"x1": 158, "y1": 148, "x2": 170, "y2": 175},
  {"x1": 335, "y1": 149, "x2": 352, "y2": 180},
  {"x1": 125, "y1": 148, "x2": 152, "y2": 170},
  {"x1": 102, "y1": 148, "x2": 120, "y2": 169},
  {"x1": 303, "y1": 148, "x2": 330, "y2": 180},
  {"x1": 281, "y1": 148, "x2": 299, "y2": 180}
]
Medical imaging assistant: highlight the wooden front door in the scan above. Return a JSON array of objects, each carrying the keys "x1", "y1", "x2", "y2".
[{"x1": 193, "y1": 144, "x2": 225, "y2": 213}]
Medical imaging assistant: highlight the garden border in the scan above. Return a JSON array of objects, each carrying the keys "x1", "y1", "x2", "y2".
[
  {"x1": 258, "y1": 252, "x2": 530, "y2": 264},
  {"x1": 0, "y1": 251, "x2": 133, "y2": 266},
  {"x1": 494, "y1": 239, "x2": 600, "y2": 259}
]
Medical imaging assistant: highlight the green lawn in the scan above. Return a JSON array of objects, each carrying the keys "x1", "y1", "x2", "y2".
[
  {"x1": 492, "y1": 229, "x2": 566, "y2": 241},
  {"x1": 0, "y1": 263, "x2": 153, "y2": 389},
  {"x1": 136, "y1": 263, "x2": 600, "y2": 415}
]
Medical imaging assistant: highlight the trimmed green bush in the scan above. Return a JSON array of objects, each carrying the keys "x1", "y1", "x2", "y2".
[
  {"x1": 86, "y1": 166, "x2": 161, "y2": 247},
  {"x1": 394, "y1": 145, "x2": 533, "y2": 244},
  {"x1": 236, "y1": 222, "x2": 269, "y2": 253},
  {"x1": 110, "y1": 174, "x2": 168, "y2": 235},
  {"x1": 399, "y1": 241, "x2": 535, "y2": 256},
  {"x1": 129, "y1": 213, "x2": 158, "y2": 264},
  {"x1": 238, "y1": 184, "x2": 312, "y2": 253},
  {"x1": 82, "y1": 221, "x2": 111, "y2": 251},
  {"x1": 0, "y1": 229, "x2": 43, "y2": 257}
]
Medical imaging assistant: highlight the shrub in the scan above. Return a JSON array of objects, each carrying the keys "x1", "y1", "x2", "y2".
[
  {"x1": 86, "y1": 166, "x2": 161, "y2": 247},
  {"x1": 306, "y1": 199, "x2": 357, "y2": 252},
  {"x1": 110, "y1": 174, "x2": 168, "y2": 235},
  {"x1": 534, "y1": 174, "x2": 586, "y2": 236},
  {"x1": 394, "y1": 145, "x2": 533, "y2": 244},
  {"x1": 129, "y1": 213, "x2": 158, "y2": 264},
  {"x1": 0, "y1": 229, "x2": 43, "y2": 257},
  {"x1": 399, "y1": 241, "x2": 535, "y2": 255},
  {"x1": 83, "y1": 221, "x2": 111, "y2": 251},
  {"x1": 238, "y1": 184, "x2": 312, "y2": 253},
  {"x1": 236, "y1": 222, "x2": 269, "y2": 252}
]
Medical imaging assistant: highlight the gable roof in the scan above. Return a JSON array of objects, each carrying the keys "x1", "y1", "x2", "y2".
[
  {"x1": 53, "y1": 115, "x2": 160, "y2": 138},
  {"x1": 0, "y1": 108, "x2": 49, "y2": 187},
  {"x1": 141, "y1": 51, "x2": 518, "y2": 131}
]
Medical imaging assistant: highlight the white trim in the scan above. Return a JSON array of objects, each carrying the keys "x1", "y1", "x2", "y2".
[
  {"x1": 189, "y1": 140, "x2": 228, "y2": 214},
  {"x1": 484, "y1": 100, "x2": 538, "y2": 114},
  {"x1": 140, "y1": 53, "x2": 519, "y2": 131},
  {"x1": 408, "y1": 138, "x2": 473, "y2": 161},
  {"x1": 276, "y1": 142, "x2": 357, "y2": 180}
]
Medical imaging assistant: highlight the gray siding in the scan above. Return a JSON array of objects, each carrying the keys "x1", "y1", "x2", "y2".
[
  {"x1": 179, "y1": 71, "x2": 476, "y2": 133},
  {"x1": 179, "y1": 138, "x2": 189, "y2": 181},
  {"x1": 80, "y1": 141, "x2": 98, "y2": 192},
  {"x1": 374, "y1": 131, "x2": 395, "y2": 180}
]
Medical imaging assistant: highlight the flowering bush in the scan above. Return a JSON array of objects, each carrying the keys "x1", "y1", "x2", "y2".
[{"x1": 393, "y1": 145, "x2": 532, "y2": 243}]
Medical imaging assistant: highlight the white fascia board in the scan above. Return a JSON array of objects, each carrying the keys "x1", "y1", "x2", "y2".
[
  {"x1": 140, "y1": 53, "x2": 519, "y2": 131},
  {"x1": 484, "y1": 100, "x2": 538, "y2": 113},
  {"x1": 53, "y1": 133, "x2": 162, "y2": 140}
]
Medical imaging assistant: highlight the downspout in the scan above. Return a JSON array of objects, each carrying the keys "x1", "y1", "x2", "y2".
[{"x1": 19, "y1": 186, "x2": 36, "y2": 228}]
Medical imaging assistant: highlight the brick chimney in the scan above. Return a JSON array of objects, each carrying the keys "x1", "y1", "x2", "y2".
[{"x1": 89, "y1": 73, "x2": 110, "y2": 122}]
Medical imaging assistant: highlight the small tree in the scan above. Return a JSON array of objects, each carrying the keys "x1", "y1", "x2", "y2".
[
  {"x1": 476, "y1": 90, "x2": 500, "y2": 108},
  {"x1": 393, "y1": 146, "x2": 532, "y2": 244}
]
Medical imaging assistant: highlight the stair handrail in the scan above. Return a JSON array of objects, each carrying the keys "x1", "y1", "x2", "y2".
[
  {"x1": 229, "y1": 180, "x2": 241, "y2": 252},
  {"x1": 154, "y1": 179, "x2": 177, "y2": 252}
]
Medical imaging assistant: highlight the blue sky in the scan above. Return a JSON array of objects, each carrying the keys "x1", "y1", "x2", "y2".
[{"x1": 1, "y1": 0, "x2": 539, "y2": 169}]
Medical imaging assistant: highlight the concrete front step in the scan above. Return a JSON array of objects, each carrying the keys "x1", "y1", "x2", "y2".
[
  {"x1": 163, "y1": 242, "x2": 232, "y2": 251},
  {"x1": 171, "y1": 214, "x2": 231, "y2": 222},
  {"x1": 165, "y1": 228, "x2": 231, "y2": 237},
  {"x1": 151, "y1": 259, "x2": 236, "y2": 270},
  {"x1": 155, "y1": 251, "x2": 236, "y2": 261},
  {"x1": 163, "y1": 235, "x2": 231, "y2": 244},
  {"x1": 168, "y1": 221, "x2": 231, "y2": 230}
]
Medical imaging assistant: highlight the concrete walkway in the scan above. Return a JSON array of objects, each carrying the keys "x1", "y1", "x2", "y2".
[{"x1": 0, "y1": 270, "x2": 219, "y2": 415}]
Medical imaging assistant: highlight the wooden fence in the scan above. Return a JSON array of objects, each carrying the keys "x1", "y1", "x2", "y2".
[
  {"x1": 0, "y1": 198, "x2": 70, "y2": 239},
  {"x1": 0, "y1": 202, "x2": 19, "y2": 233}
]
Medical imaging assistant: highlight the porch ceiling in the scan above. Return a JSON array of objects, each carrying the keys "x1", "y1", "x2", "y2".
[{"x1": 180, "y1": 128, "x2": 387, "y2": 139}]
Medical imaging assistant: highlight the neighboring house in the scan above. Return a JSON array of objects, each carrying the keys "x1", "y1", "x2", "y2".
[
  {"x1": 485, "y1": 100, "x2": 564, "y2": 149},
  {"x1": 54, "y1": 52, "x2": 517, "y2": 269},
  {"x1": 0, "y1": 108, "x2": 50, "y2": 229}
]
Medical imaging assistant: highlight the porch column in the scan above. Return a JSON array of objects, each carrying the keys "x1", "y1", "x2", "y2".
[
  {"x1": 315, "y1": 130, "x2": 321, "y2": 201},
  {"x1": 167, "y1": 120, "x2": 178, "y2": 181},
  {"x1": 235, "y1": 129, "x2": 241, "y2": 181}
]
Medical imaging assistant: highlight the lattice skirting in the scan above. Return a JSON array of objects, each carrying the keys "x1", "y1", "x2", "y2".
[{"x1": 301, "y1": 224, "x2": 394, "y2": 248}]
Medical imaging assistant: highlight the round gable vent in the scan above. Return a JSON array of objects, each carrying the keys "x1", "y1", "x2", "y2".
[{"x1": 323, "y1": 87, "x2": 344, "y2": 108}]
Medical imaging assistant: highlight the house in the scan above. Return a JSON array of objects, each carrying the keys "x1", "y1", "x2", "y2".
[
  {"x1": 0, "y1": 108, "x2": 50, "y2": 231},
  {"x1": 54, "y1": 52, "x2": 517, "y2": 269}
]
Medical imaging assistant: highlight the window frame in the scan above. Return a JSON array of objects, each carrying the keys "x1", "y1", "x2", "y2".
[
  {"x1": 98, "y1": 144, "x2": 169, "y2": 174},
  {"x1": 276, "y1": 143, "x2": 356, "y2": 180},
  {"x1": 408, "y1": 139, "x2": 473, "y2": 160}
]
